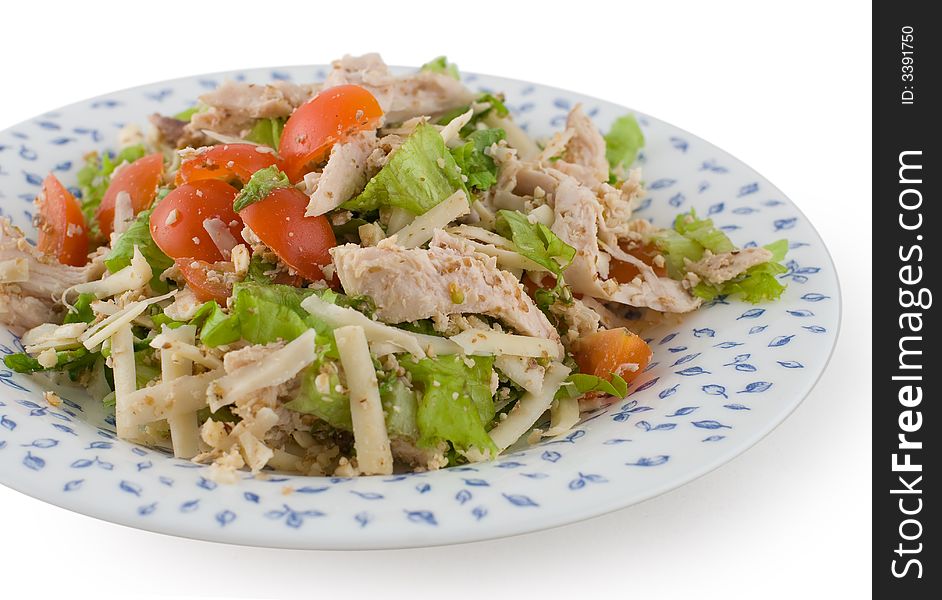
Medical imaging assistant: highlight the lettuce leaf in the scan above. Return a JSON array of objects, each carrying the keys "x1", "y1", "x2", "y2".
[
  {"x1": 3, "y1": 348, "x2": 95, "y2": 378},
  {"x1": 233, "y1": 165, "x2": 291, "y2": 212},
  {"x1": 287, "y1": 368, "x2": 419, "y2": 439},
  {"x1": 673, "y1": 211, "x2": 736, "y2": 254},
  {"x1": 496, "y1": 209, "x2": 576, "y2": 275},
  {"x1": 556, "y1": 372, "x2": 629, "y2": 400},
  {"x1": 420, "y1": 56, "x2": 460, "y2": 79},
  {"x1": 604, "y1": 114, "x2": 644, "y2": 172},
  {"x1": 342, "y1": 124, "x2": 466, "y2": 215},
  {"x1": 104, "y1": 209, "x2": 174, "y2": 292},
  {"x1": 692, "y1": 240, "x2": 788, "y2": 304},
  {"x1": 400, "y1": 354, "x2": 497, "y2": 454},
  {"x1": 76, "y1": 144, "x2": 147, "y2": 237},
  {"x1": 64, "y1": 293, "x2": 96, "y2": 324},
  {"x1": 450, "y1": 128, "x2": 505, "y2": 191},
  {"x1": 653, "y1": 210, "x2": 735, "y2": 278},
  {"x1": 245, "y1": 117, "x2": 286, "y2": 148}
]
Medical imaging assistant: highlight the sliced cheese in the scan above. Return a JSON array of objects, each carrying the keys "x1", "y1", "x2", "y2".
[
  {"x1": 494, "y1": 355, "x2": 545, "y2": 394},
  {"x1": 334, "y1": 325, "x2": 392, "y2": 475},
  {"x1": 0, "y1": 258, "x2": 28, "y2": 283},
  {"x1": 203, "y1": 217, "x2": 237, "y2": 260},
  {"x1": 117, "y1": 370, "x2": 222, "y2": 432},
  {"x1": 486, "y1": 361, "x2": 570, "y2": 452},
  {"x1": 386, "y1": 207, "x2": 414, "y2": 234},
  {"x1": 450, "y1": 329, "x2": 562, "y2": 360},
  {"x1": 111, "y1": 322, "x2": 139, "y2": 440},
  {"x1": 207, "y1": 329, "x2": 317, "y2": 411},
  {"x1": 301, "y1": 294, "x2": 461, "y2": 358},
  {"x1": 439, "y1": 109, "x2": 474, "y2": 148},
  {"x1": 158, "y1": 325, "x2": 200, "y2": 459},
  {"x1": 80, "y1": 290, "x2": 176, "y2": 350},
  {"x1": 394, "y1": 190, "x2": 469, "y2": 249},
  {"x1": 112, "y1": 191, "x2": 134, "y2": 237},
  {"x1": 543, "y1": 396, "x2": 580, "y2": 437},
  {"x1": 528, "y1": 204, "x2": 555, "y2": 227},
  {"x1": 70, "y1": 246, "x2": 152, "y2": 299}
]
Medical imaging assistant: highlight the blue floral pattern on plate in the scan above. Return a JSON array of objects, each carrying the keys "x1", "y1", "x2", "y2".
[{"x1": 0, "y1": 65, "x2": 840, "y2": 549}]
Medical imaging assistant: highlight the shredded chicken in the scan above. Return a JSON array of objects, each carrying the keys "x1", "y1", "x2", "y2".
[
  {"x1": 0, "y1": 219, "x2": 106, "y2": 332},
  {"x1": 561, "y1": 104, "x2": 609, "y2": 183},
  {"x1": 686, "y1": 247, "x2": 774, "y2": 285},
  {"x1": 331, "y1": 230, "x2": 560, "y2": 342},
  {"x1": 305, "y1": 130, "x2": 378, "y2": 216},
  {"x1": 325, "y1": 53, "x2": 475, "y2": 123},
  {"x1": 178, "y1": 80, "x2": 317, "y2": 147}
]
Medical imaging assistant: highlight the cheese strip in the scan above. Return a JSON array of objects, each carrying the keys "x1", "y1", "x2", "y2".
[
  {"x1": 487, "y1": 361, "x2": 570, "y2": 451},
  {"x1": 494, "y1": 355, "x2": 545, "y2": 394},
  {"x1": 80, "y1": 291, "x2": 176, "y2": 350},
  {"x1": 159, "y1": 325, "x2": 200, "y2": 459},
  {"x1": 386, "y1": 207, "x2": 414, "y2": 234},
  {"x1": 450, "y1": 329, "x2": 562, "y2": 360},
  {"x1": 334, "y1": 325, "x2": 392, "y2": 475},
  {"x1": 446, "y1": 226, "x2": 547, "y2": 271},
  {"x1": 301, "y1": 294, "x2": 461, "y2": 358},
  {"x1": 112, "y1": 323, "x2": 139, "y2": 440},
  {"x1": 118, "y1": 370, "x2": 222, "y2": 431},
  {"x1": 207, "y1": 329, "x2": 318, "y2": 411},
  {"x1": 394, "y1": 190, "x2": 469, "y2": 249},
  {"x1": 542, "y1": 396, "x2": 580, "y2": 437},
  {"x1": 70, "y1": 246, "x2": 152, "y2": 299}
]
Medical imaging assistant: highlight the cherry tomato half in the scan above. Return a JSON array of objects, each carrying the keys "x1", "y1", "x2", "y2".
[
  {"x1": 278, "y1": 84, "x2": 383, "y2": 182},
  {"x1": 239, "y1": 186, "x2": 336, "y2": 281},
  {"x1": 175, "y1": 144, "x2": 281, "y2": 186},
  {"x1": 176, "y1": 259, "x2": 234, "y2": 304},
  {"x1": 36, "y1": 174, "x2": 88, "y2": 267},
  {"x1": 96, "y1": 153, "x2": 164, "y2": 237},
  {"x1": 150, "y1": 180, "x2": 244, "y2": 263}
]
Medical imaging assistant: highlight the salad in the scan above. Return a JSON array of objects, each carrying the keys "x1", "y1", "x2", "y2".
[{"x1": 0, "y1": 54, "x2": 788, "y2": 480}]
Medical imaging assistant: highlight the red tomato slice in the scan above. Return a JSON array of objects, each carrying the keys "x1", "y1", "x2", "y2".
[
  {"x1": 96, "y1": 153, "x2": 164, "y2": 237},
  {"x1": 239, "y1": 187, "x2": 336, "y2": 281},
  {"x1": 176, "y1": 259, "x2": 233, "y2": 304},
  {"x1": 175, "y1": 144, "x2": 281, "y2": 186},
  {"x1": 573, "y1": 328, "x2": 652, "y2": 384},
  {"x1": 150, "y1": 180, "x2": 244, "y2": 262},
  {"x1": 279, "y1": 84, "x2": 383, "y2": 182},
  {"x1": 36, "y1": 174, "x2": 88, "y2": 267}
]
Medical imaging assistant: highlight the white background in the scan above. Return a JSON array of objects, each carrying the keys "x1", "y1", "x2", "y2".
[{"x1": 0, "y1": 1, "x2": 871, "y2": 598}]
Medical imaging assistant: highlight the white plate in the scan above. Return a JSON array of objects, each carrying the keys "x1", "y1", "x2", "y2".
[{"x1": 0, "y1": 65, "x2": 840, "y2": 549}]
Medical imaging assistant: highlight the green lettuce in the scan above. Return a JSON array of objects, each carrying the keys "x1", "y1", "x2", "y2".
[
  {"x1": 450, "y1": 128, "x2": 505, "y2": 191},
  {"x1": 104, "y1": 209, "x2": 174, "y2": 292},
  {"x1": 605, "y1": 114, "x2": 644, "y2": 173},
  {"x1": 3, "y1": 348, "x2": 96, "y2": 380},
  {"x1": 342, "y1": 123, "x2": 466, "y2": 215},
  {"x1": 245, "y1": 117, "x2": 286, "y2": 148},
  {"x1": 232, "y1": 165, "x2": 291, "y2": 211},
  {"x1": 437, "y1": 93, "x2": 510, "y2": 138},
  {"x1": 496, "y1": 209, "x2": 576, "y2": 276},
  {"x1": 420, "y1": 56, "x2": 460, "y2": 79},
  {"x1": 64, "y1": 293, "x2": 96, "y2": 324},
  {"x1": 76, "y1": 144, "x2": 147, "y2": 236},
  {"x1": 653, "y1": 210, "x2": 736, "y2": 278},
  {"x1": 692, "y1": 240, "x2": 788, "y2": 304},
  {"x1": 287, "y1": 368, "x2": 419, "y2": 439},
  {"x1": 556, "y1": 372, "x2": 629, "y2": 400},
  {"x1": 401, "y1": 354, "x2": 497, "y2": 454}
]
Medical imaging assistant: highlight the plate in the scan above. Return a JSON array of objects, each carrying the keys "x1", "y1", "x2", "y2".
[{"x1": 0, "y1": 65, "x2": 840, "y2": 549}]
